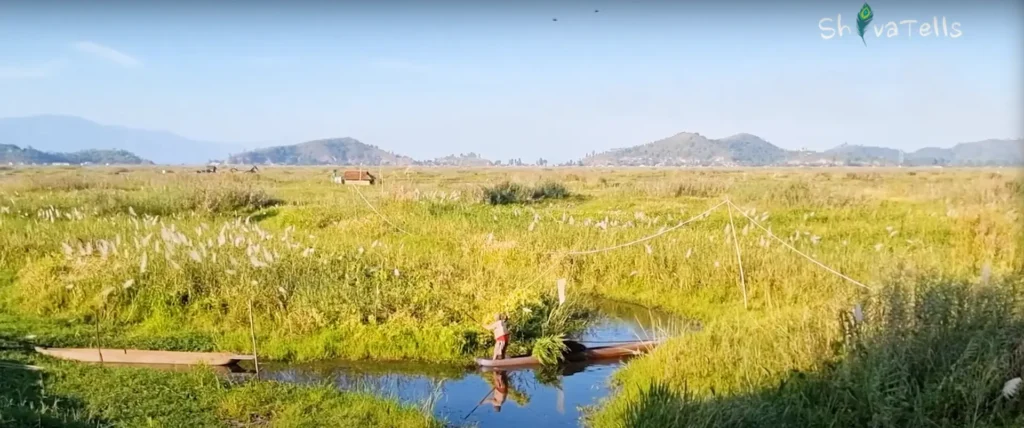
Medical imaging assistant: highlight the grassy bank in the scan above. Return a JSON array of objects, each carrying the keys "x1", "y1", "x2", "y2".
[
  {"x1": 588, "y1": 277, "x2": 1024, "y2": 427},
  {"x1": 1, "y1": 166, "x2": 1021, "y2": 425},
  {"x1": 0, "y1": 343, "x2": 441, "y2": 427}
]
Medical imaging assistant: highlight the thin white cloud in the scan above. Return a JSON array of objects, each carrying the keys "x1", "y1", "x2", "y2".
[
  {"x1": 71, "y1": 41, "x2": 141, "y2": 68},
  {"x1": 0, "y1": 59, "x2": 67, "y2": 79}
]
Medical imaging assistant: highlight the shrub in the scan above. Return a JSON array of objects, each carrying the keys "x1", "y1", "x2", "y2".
[
  {"x1": 532, "y1": 181, "x2": 569, "y2": 200},
  {"x1": 185, "y1": 184, "x2": 281, "y2": 213},
  {"x1": 481, "y1": 181, "x2": 528, "y2": 205},
  {"x1": 480, "y1": 181, "x2": 571, "y2": 205}
]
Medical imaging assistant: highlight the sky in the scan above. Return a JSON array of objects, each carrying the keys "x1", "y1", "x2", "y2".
[{"x1": 0, "y1": 0, "x2": 1021, "y2": 162}]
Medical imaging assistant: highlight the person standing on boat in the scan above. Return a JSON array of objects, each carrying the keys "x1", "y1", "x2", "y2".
[{"x1": 483, "y1": 313, "x2": 509, "y2": 360}]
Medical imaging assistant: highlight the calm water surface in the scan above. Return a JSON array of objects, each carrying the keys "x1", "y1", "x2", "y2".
[{"x1": 258, "y1": 300, "x2": 689, "y2": 427}]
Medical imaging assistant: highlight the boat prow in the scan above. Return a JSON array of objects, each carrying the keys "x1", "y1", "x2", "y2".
[{"x1": 34, "y1": 347, "x2": 255, "y2": 366}]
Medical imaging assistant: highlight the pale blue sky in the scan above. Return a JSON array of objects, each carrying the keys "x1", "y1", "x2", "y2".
[{"x1": 1, "y1": 0, "x2": 1021, "y2": 161}]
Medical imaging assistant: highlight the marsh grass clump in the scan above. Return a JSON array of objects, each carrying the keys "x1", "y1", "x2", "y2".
[
  {"x1": 185, "y1": 183, "x2": 281, "y2": 213},
  {"x1": 599, "y1": 277, "x2": 1024, "y2": 428},
  {"x1": 672, "y1": 181, "x2": 725, "y2": 198},
  {"x1": 482, "y1": 181, "x2": 528, "y2": 205},
  {"x1": 511, "y1": 295, "x2": 592, "y2": 341},
  {"x1": 1005, "y1": 179, "x2": 1024, "y2": 197},
  {"x1": 531, "y1": 181, "x2": 570, "y2": 200},
  {"x1": 532, "y1": 334, "x2": 568, "y2": 366},
  {"x1": 480, "y1": 181, "x2": 570, "y2": 205}
]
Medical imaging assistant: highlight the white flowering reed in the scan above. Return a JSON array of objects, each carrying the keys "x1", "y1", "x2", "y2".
[{"x1": 1003, "y1": 378, "x2": 1021, "y2": 398}]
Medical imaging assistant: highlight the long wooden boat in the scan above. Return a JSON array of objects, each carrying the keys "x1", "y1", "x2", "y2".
[
  {"x1": 475, "y1": 340, "x2": 659, "y2": 369},
  {"x1": 34, "y1": 347, "x2": 255, "y2": 366}
]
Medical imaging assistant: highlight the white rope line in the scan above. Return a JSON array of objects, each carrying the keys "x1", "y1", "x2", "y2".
[
  {"x1": 557, "y1": 200, "x2": 727, "y2": 256},
  {"x1": 726, "y1": 199, "x2": 871, "y2": 290},
  {"x1": 350, "y1": 185, "x2": 410, "y2": 235},
  {"x1": 726, "y1": 203, "x2": 749, "y2": 309}
]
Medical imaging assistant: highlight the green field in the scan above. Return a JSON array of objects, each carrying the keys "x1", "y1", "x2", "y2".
[{"x1": 1, "y1": 165, "x2": 1022, "y2": 426}]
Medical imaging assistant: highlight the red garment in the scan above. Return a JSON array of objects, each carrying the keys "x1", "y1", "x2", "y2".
[{"x1": 496, "y1": 334, "x2": 509, "y2": 343}]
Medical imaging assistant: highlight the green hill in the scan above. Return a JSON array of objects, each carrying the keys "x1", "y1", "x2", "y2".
[
  {"x1": 583, "y1": 132, "x2": 789, "y2": 166},
  {"x1": 822, "y1": 144, "x2": 901, "y2": 165},
  {"x1": 0, "y1": 144, "x2": 151, "y2": 165},
  {"x1": 227, "y1": 138, "x2": 414, "y2": 166},
  {"x1": 719, "y1": 133, "x2": 790, "y2": 165}
]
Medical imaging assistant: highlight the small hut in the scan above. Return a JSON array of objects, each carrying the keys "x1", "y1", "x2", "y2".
[{"x1": 333, "y1": 169, "x2": 376, "y2": 185}]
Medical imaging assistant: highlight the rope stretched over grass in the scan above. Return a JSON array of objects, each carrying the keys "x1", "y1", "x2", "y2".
[
  {"x1": 726, "y1": 203, "x2": 749, "y2": 309},
  {"x1": 350, "y1": 185, "x2": 410, "y2": 235},
  {"x1": 557, "y1": 200, "x2": 727, "y2": 256},
  {"x1": 726, "y1": 199, "x2": 871, "y2": 290}
]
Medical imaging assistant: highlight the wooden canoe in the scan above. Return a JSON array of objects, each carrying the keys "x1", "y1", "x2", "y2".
[
  {"x1": 475, "y1": 340, "x2": 659, "y2": 369},
  {"x1": 34, "y1": 347, "x2": 255, "y2": 366}
]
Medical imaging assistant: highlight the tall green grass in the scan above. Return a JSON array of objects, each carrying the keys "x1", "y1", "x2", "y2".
[
  {"x1": 594, "y1": 277, "x2": 1024, "y2": 427},
  {"x1": 1, "y1": 166, "x2": 1021, "y2": 425},
  {"x1": 0, "y1": 346, "x2": 439, "y2": 427},
  {"x1": 481, "y1": 180, "x2": 570, "y2": 205}
]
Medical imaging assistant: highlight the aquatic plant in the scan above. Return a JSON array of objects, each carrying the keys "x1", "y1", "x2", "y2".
[{"x1": 531, "y1": 334, "x2": 568, "y2": 366}]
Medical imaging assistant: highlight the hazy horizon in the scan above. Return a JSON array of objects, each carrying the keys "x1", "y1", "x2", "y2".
[{"x1": 1, "y1": 0, "x2": 1021, "y2": 162}]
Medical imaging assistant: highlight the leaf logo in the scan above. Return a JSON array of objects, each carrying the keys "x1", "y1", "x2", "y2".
[{"x1": 857, "y1": 3, "x2": 874, "y2": 46}]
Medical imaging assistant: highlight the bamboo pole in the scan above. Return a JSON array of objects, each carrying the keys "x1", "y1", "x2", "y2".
[
  {"x1": 463, "y1": 387, "x2": 496, "y2": 420},
  {"x1": 727, "y1": 201, "x2": 748, "y2": 309},
  {"x1": 95, "y1": 306, "x2": 104, "y2": 364},
  {"x1": 248, "y1": 299, "x2": 260, "y2": 379}
]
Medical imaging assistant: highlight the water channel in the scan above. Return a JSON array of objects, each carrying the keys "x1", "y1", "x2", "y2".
[{"x1": 255, "y1": 300, "x2": 689, "y2": 427}]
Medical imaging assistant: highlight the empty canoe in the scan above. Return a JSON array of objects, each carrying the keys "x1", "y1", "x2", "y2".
[
  {"x1": 34, "y1": 347, "x2": 255, "y2": 366},
  {"x1": 476, "y1": 340, "x2": 659, "y2": 369}
]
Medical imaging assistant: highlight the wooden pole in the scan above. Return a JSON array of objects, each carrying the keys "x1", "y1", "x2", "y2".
[
  {"x1": 463, "y1": 386, "x2": 496, "y2": 420},
  {"x1": 248, "y1": 299, "x2": 260, "y2": 379},
  {"x1": 727, "y1": 201, "x2": 748, "y2": 309},
  {"x1": 95, "y1": 305, "x2": 104, "y2": 364}
]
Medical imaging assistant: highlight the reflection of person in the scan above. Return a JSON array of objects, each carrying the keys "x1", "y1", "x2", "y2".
[
  {"x1": 483, "y1": 313, "x2": 509, "y2": 360},
  {"x1": 492, "y1": 370, "x2": 508, "y2": 412}
]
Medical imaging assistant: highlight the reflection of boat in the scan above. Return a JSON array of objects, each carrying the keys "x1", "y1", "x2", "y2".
[
  {"x1": 34, "y1": 347, "x2": 255, "y2": 366},
  {"x1": 475, "y1": 340, "x2": 659, "y2": 369}
]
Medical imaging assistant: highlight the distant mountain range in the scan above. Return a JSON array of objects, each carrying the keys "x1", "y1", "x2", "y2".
[
  {"x1": 1, "y1": 115, "x2": 1020, "y2": 167},
  {"x1": 227, "y1": 138, "x2": 415, "y2": 166},
  {"x1": 0, "y1": 115, "x2": 247, "y2": 165},
  {"x1": 582, "y1": 132, "x2": 1023, "y2": 167},
  {"x1": 1, "y1": 144, "x2": 152, "y2": 165}
]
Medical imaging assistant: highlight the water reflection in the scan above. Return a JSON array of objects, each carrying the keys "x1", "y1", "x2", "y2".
[
  {"x1": 492, "y1": 370, "x2": 508, "y2": 412},
  {"x1": 255, "y1": 300, "x2": 686, "y2": 427}
]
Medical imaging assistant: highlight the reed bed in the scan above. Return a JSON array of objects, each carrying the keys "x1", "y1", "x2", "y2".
[{"x1": 1, "y1": 165, "x2": 1022, "y2": 426}]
